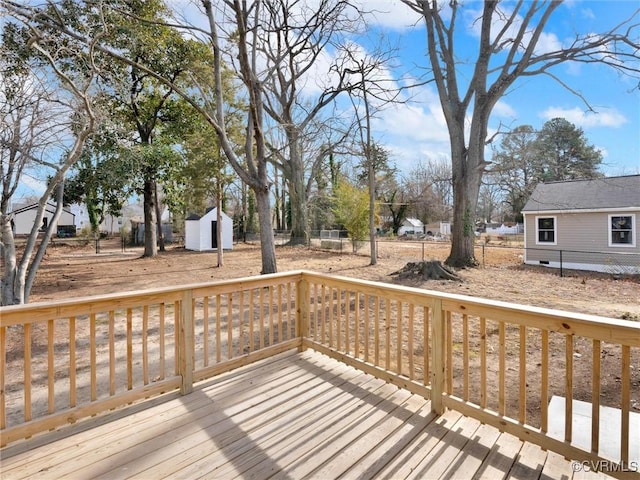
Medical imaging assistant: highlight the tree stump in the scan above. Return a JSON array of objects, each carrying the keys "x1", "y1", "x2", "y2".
[{"x1": 390, "y1": 260, "x2": 462, "y2": 282}]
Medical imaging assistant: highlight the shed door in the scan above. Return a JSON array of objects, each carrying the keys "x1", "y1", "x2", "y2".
[{"x1": 211, "y1": 221, "x2": 218, "y2": 249}]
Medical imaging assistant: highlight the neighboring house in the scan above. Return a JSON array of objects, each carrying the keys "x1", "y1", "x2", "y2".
[
  {"x1": 485, "y1": 223, "x2": 524, "y2": 235},
  {"x1": 522, "y1": 175, "x2": 640, "y2": 274},
  {"x1": 185, "y1": 207, "x2": 233, "y2": 251},
  {"x1": 398, "y1": 218, "x2": 425, "y2": 236},
  {"x1": 68, "y1": 204, "x2": 123, "y2": 235},
  {"x1": 9, "y1": 202, "x2": 76, "y2": 237}
]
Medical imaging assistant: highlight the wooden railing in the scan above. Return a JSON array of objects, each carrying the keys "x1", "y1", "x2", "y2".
[{"x1": 1, "y1": 270, "x2": 638, "y2": 476}]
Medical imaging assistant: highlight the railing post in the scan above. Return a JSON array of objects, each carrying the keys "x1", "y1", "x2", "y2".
[
  {"x1": 430, "y1": 298, "x2": 445, "y2": 415},
  {"x1": 179, "y1": 290, "x2": 194, "y2": 395},
  {"x1": 297, "y1": 274, "x2": 310, "y2": 352}
]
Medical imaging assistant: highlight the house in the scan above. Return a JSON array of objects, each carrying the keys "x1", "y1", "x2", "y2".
[
  {"x1": 9, "y1": 202, "x2": 76, "y2": 237},
  {"x1": 68, "y1": 204, "x2": 123, "y2": 235},
  {"x1": 185, "y1": 207, "x2": 233, "y2": 251},
  {"x1": 521, "y1": 175, "x2": 640, "y2": 274},
  {"x1": 397, "y1": 218, "x2": 425, "y2": 236}
]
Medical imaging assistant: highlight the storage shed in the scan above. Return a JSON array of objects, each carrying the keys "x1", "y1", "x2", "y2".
[{"x1": 185, "y1": 207, "x2": 233, "y2": 251}]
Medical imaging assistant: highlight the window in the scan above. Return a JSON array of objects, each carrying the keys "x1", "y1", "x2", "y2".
[
  {"x1": 536, "y1": 216, "x2": 556, "y2": 245},
  {"x1": 609, "y1": 214, "x2": 635, "y2": 247}
]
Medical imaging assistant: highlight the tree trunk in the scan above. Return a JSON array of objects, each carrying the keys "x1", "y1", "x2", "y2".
[
  {"x1": 216, "y1": 188, "x2": 223, "y2": 267},
  {"x1": 254, "y1": 187, "x2": 277, "y2": 274},
  {"x1": 0, "y1": 214, "x2": 18, "y2": 305},
  {"x1": 154, "y1": 181, "x2": 165, "y2": 252},
  {"x1": 288, "y1": 168, "x2": 308, "y2": 245},
  {"x1": 142, "y1": 178, "x2": 157, "y2": 257}
]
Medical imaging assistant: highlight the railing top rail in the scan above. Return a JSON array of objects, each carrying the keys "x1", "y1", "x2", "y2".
[
  {"x1": 0, "y1": 271, "x2": 304, "y2": 326},
  {"x1": 300, "y1": 271, "x2": 640, "y2": 346}
]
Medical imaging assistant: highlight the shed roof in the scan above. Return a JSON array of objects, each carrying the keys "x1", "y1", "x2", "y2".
[
  {"x1": 404, "y1": 218, "x2": 424, "y2": 227},
  {"x1": 522, "y1": 175, "x2": 640, "y2": 212}
]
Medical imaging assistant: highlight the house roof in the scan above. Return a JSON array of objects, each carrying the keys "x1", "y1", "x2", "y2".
[
  {"x1": 10, "y1": 201, "x2": 74, "y2": 217},
  {"x1": 403, "y1": 218, "x2": 424, "y2": 227},
  {"x1": 522, "y1": 175, "x2": 640, "y2": 212}
]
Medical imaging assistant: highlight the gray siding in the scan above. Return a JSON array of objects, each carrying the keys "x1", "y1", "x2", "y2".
[{"x1": 524, "y1": 210, "x2": 640, "y2": 272}]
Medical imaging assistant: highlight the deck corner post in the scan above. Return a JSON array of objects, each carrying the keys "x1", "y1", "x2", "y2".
[
  {"x1": 430, "y1": 298, "x2": 445, "y2": 415},
  {"x1": 297, "y1": 274, "x2": 310, "y2": 352},
  {"x1": 179, "y1": 290, "x2": 194, "y2": 395}
]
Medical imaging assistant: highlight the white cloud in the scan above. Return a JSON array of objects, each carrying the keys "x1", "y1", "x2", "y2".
[
  {"x1": 492, "y1": 100, "x2": 516, "y2": 118},
  {"x1": 358, "y1": 1, "x2": 422, "y2": 30},
  {"x1": 539, "y1": 106, "x2": 628, "y2": 128}
]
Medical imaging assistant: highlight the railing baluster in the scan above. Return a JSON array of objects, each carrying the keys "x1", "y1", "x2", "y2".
[
  {"x1": 109, "y1": 311, "x2": 115, "y2": 395},
  {"x1": 499, "y1": 320, "x2": 505, "y2": 416},
  {"x1": 228, "y1": 293, "x2": 233, "y2": 359},
  {"x1": 408, "y1": 304, "x2": 415, "y2": 380},
  {"x1": 159, "y1": 303, "x2": 166, "y2": 380},
  {"x1": 621, "y1": 344, "x2": 631, "y2": 464},
  {"x1": 354, "y1": 292, "x2": 360, "y2": 359},
  {"x1": 127, "y1": 309, "x2": 133, "y2": 390},
  {"x1": 385, "y1": 298, "x2": 391, "y2": 371},
  {"x1": 90, "y1": 314, "x2": 96, "y2": 401},
  {"x1": 462, "y1": 314, "x2": 469, "y2": 400},
  {"x1": 424, "y1": 306, "x2": 429, "y2": 387},
  {"x1": 345, "y1": 290, "x2": 350, "y2": 355},
  {"x1": 249, "y1": 289, "x2": 255, "y2": 353},
  {"x1": 480, "y1": 317, "x2": 486, "y2": 409},
  {"x1": 259, "y1": 289, "x2": 265, "y2": 350},
  {"x1": 239, "y1": 290, "x2": 245, "y2": 354},
  {"x1": 48, "y1": 319, "x2": 55, "y2": 413},
  {"x1": 143, "y1": 306, "x2": 149, "y2": 385},
  {"x1": 397, "y1": 301, "x2": 402, "y2": 376},
  {"x1": 519, "y1": 325, "x2": 526, "y2": 424},
  {"x1": 591, "y1": 339, "x2": 600, "y2": 455},
  {"x1": 216, "y1": 294, "x2": 222, "y2": 362},
  {"x1": 430, "y1": 298, "x2": 444, "y2": 415},
  {"x1": 268, "y1": 287, "x2": 274, "y2": 346},
  {"x1": 446, "y1": 311, "x2": 452, "y2": 395},
  {"x1": 336, "y1": 290, "x2": 342, "y2": 352},
  {"x1": 364, "y1": 294, "x2": 370, "y2": 363},
  {"x1": 541, "y1": 329, "x2": 549, "y2": 433},
  {"x1": 69, "y1": 316, "x2": 76, "y2": 407},
  {"x1": 565, "y1": 334, "x2": 573, "y2": 443},
  {"x1": 203, "y1": 297, "x2": 209, "y2": 367},
  {"x1": 287, "y1": 282, "x2": 293, "y2": 339},
  {"x1": 174, "y1": 301, "x2": 180, "y2": 376},
  {"x1": 374, "y1": 296, "x2": 380, "y2": 366},
  {"x1": 24, "y1": 323, "x2": 31, "y2": 422},
  {"x1": 312, "y1": 284, "x2": 319, "y2": 341},
  {"x1": 321, "y1": 285, "x2": 326, "y2": 344},
  {"x1": 0, "y1": 325, "x2": 5, "y2": 431},
  {"x1": 277, "y1": 284, "x2": 283, "y2": 342},
  {"x1": 328, "y1": 287, "x2": 334, "y2": 349}
]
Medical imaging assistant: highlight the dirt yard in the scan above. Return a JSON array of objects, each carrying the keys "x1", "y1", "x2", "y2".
[{"x1": 31, "y1": 237, "x2": 640, "y2": 321}]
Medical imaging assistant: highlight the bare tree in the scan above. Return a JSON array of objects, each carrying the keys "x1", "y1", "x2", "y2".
[
  {"x1": 258, "y1": 0, "x2": 365, "y2": 246},
  {"x1": 402, "y1": 0, "x2": 640, "y2": 267},
  {"x1": 0, "y1": 21, "x2": 97, "y2": 304}
]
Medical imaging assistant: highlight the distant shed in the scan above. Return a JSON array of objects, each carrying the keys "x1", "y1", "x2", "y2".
[{"x1": 185, "y1": 207, "x2": 233, "y2": 251}]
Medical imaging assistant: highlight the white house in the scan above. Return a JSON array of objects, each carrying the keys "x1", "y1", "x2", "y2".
[
  {"x1": 185, "y1": 207, "x2": 233, "y2": 251},
  {"x1": 9, "y1": 202, "x2": 76, "y2": 236},
  {"x1": 398, "y1": 218, "x2": 425, "y2": 236}
]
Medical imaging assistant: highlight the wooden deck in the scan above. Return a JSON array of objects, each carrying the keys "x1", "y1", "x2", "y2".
[{"x1": 0, "y1": 349, "x2": 614, "y2": 480}]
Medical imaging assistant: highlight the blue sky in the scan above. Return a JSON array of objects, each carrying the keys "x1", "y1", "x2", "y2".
[{"x1": 351, "y1": 0, "x2": 640, "y2": 177}]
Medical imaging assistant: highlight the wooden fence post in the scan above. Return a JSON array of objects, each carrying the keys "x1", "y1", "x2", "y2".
[
  {"x1": 297, "y1": 274, "x2": 310, "y2": 352},
  {"x1": 180, "y1": 290, "x2": 194, "y2": 395},
  {"x1": 430, "y1": 298, "x2": 445, "y2": 415}
]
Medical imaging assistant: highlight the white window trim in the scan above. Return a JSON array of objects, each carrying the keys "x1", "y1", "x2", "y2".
[
  {"x1": 608, "y1": 213, "x2": 636, "y2": 248},
  {"x1": 535, "y1": 215, "x2": 557, "y2": 246}
]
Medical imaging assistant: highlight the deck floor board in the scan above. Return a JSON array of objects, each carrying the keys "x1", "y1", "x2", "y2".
[{"x1": 0, "y1": 350, "x2": 617, "y2": 480}]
